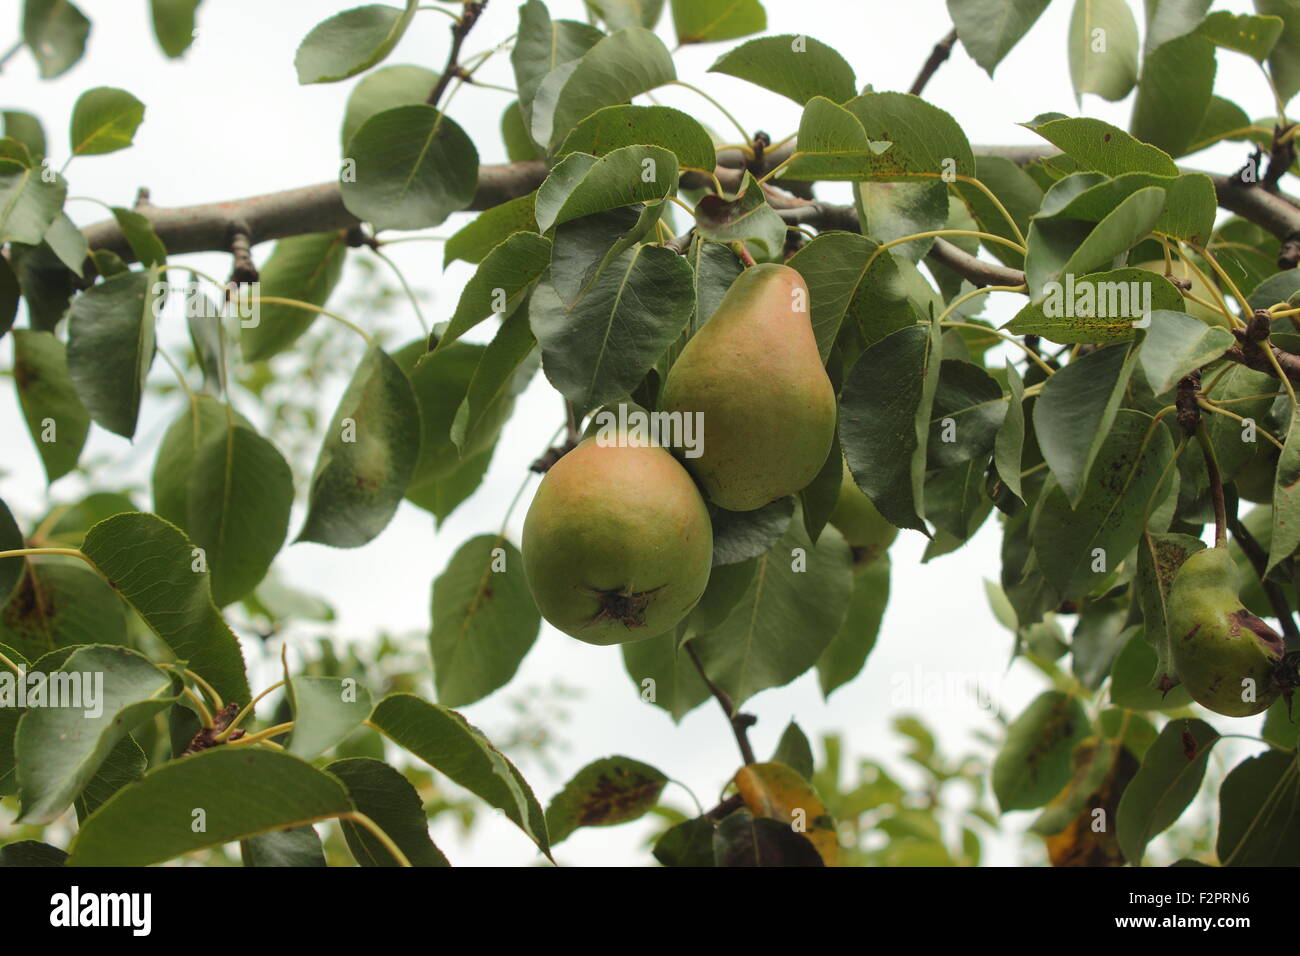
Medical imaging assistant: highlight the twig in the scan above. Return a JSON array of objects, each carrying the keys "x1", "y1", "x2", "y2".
[
  {"x1": 684, "y1": 641, "x2": 757, "y2": 766},
  {"x1": 909, "y1": 28, "x2": 958, "y2": 97},
  {"x1": 0, "y1": 40, "x2": 22, "y2": 73},
  {"x1": 427, "y1": 1, "x2": 488, "y2": 109}
]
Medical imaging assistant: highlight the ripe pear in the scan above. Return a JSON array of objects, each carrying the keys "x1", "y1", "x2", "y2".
[
  {"x1": 521, "y1": 435, "x2": 713, "y2": 646},
  {"x1": 829, "y1": 461, "x2": 897, "y2": 562},
  {"x1": 659, "y1": 264, "x2": 836, "y2": 511},
  {"x1": 1132, "y1": 260, "x2": 1231, "y2": 329},
  {"x1": 1166, "y1": 546, "x2": 1284, "y2": 717}
]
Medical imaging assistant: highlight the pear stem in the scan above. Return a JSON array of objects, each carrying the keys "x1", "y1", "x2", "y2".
[{"x1": 684, "y1": 642, "x2": 757, "y2": 766}]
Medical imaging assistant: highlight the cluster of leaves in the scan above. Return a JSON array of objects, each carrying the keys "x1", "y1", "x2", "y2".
[{"x1": 3, "y1": 0, "x2": 1300, "y2": 866}]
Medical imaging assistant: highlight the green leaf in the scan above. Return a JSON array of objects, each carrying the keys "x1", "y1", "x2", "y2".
[
  {"x1": 326, "y1": 757, "x2": 450, "y2": 866},
  {"x1": 0, "y1": 562, "x2": 127, "y2": 662},
  {"x1": 0, "y1": 252, "x2": 17, "y2": 335},
  {"x1": 436, "y1": 232, "x2": 551, "y2": 350},
  {"x1": 771, "y1": 720, "x2": 815, "y2": 780},
  {"x1": 1131, "y1": 34, "x2": 1216, "y2": 157},
  {"x1": 0, "y1": 840, "x2": 66, "y2": 866},
  {"x1": 1024, "y1": 187, "x2": 1166, "y2": 300},
  {"x1": 368, "y1": 692, "x2": 550, "y2": 855},
  {"x1": 396, "y1": 340, "x2": 486, "y2": 481},
  {"x1": 451, "y1": 306, "x2": 538, "y2": 455},
  {"x1": 22, "y1": 0, "x2": 91, "y2": 79},
  {"x1": 406, "y1": 446, "x2": 494, "y2": 526},
  {"x1": 838, "y1": 93, "x2": 976, "y2": 183},
  {"x1": 1005, "y1": 268, "x2": 1184, "y2": 344},
  {"x1": 42, "y1": 213, "x2": 86, "y2": 277},
  {"x1": 1197, "y1": 11, "x2": 1284, "y2": 62},
  {"x1": 15, "y1": 645, "x2": 179, "y2": 824},
  {"x1": 710, "y1": 502, "x2": 792, "y2": 566},
  {"x1": 0, "y1": 504, "x2": 22, "y2": 606},
  {"x1": 531, "y1": 244, "x2": 693, "y2": 412},
  {"x1": 295, "y1": 1, "x2": 419, "y2": 84},
  {"x1": 621, "y1": 630, "x2": 711, "y2": 721},
  {"x1": 787, "y1": 232, "x2": 915, "y2": 361},
  {"x1": 1269, "y1": 413, "x2": 1300, "y2": 573},
  {"x1": 1116, "y1": 717, "x2": 1220, "y2": 863},
  {"x1": 1138, "y1": 310, "x2": 1235, "y2": 395},
  {"x1": 65, "y1": 269, "x2": 159, "y2": 439},
  {"x1": 1024, "y1": 115, "x2": 1179, "y2": 176},
  {"x1": 240, "y1": 231, "x2": 348, "y2": 362},
  {"x1": 840, "y1": 322, "x2": 942, "y2": 532},
  {"x1": 992, "y1": 690, "x2": 1091, "y2": 811},
  {"x1": 298, "y1": 345, "x2": 420, "y2": 548},
  {"x1": 0, "y1": 160, "x2": 67, "y2": 246},
  {"x1": 672, "y1": 0, "x2": 765, "y2": 44},
  {"x1": 511, "y1": 0, "x2": 604, "y2": 116},
  {"x1": 70, "y1": 87, "x2": 145, "y2": 156},
  {"x1": 537, "y1": 147, "x2": 678, "y2": 233},
  {"x1": 11, "y1": 330, "x2": 90, "y2": 483},
  {"x1": 150, "y1": 0, "x2": 201, "y2": 58},
  {"x1": 3, "y1": 111, "x2": 47, "y2": 161},
  {"x1": 690, "y1": 523, "x2": 853, "y2": 710},
  {"x1": 709, "y1": 35, "x2": 855, "y2": 105},
  {"x1": 653, "y1": 816, "x2": 716, "y2": 866},
  {"x1": 1146, "y1": 0, "x2": 1212, "y2": 52},
  {"x1": 341, "y1": 105, "x2": 479, "y2": 231},
  {"x1": 586, "y1": 0, "x2": 666, "y2": 30},
  {"x1": 1033, "y1": 344, "x2": 1135, "y2": 504},
  {"x1": 1032, "y1": 409, "x2": 1175, "y2": 598},
  {"x1": 431, "y1": 535, "x2": 539, "y2": 708},
  {"x1": 694, "y1": 170, "x2": 788, "y2": 257},
  {"x1": 713, "y1": 808, "x2": 824, "y2": 866},
  {"x1": 1216, "y1": 750, "x2": 1300, "y2": 865},
  {"x1": 152, "y1": 396, "x2": 251, "y2": 527},
  {"x1": 993, "y1": 361, "x2": 1026, "y2": 501},
  {"x1": 558, "y1": 105, "x2": 716, "y2": 172},
  {"x1": 68, "y1": 748, "x2": 353, "y2": 866},
  {"x1": 1109, "y1": 624, "x2": 1192, "y2": 710},
  {"x1": 927, "y1": 359, "x2": 1007, "y2": 469},
  {"x1": 947, "y1": 0, "x2": 1051, "y2": 75},
  {"x1": 1258, "y1": 0, "x2": 1300, "y2": 103},
  {"x1": 75, "y1": 734, "x2": 147, "y2": 822},
  {"x1": 444, "y1": 193, "x2": 538, "y2": 268},
  {"x1": 532, "y1": 27, "x2": 677, "y2": 149},
  {"x1": 241, "y1": 826, "x2": 327, "y2": 867},
  {"x1": 778, "y1": 96, "x2": 879, "y2": 181},
  {"x1": 1067, "y1": 0, "x2": 1139, "y2": 101},
  {"x1": 285, "y1": 675, "x2": 373, "y2": 760},
  {"x1": 341, "y1": 63, "x2": 438, "y2": 149},
  {"x1": 817, "y1": 555, "x2": 889, "y2": 698},
  {"x1": 108, "y1": 207, "x2": 167, "y2": 267},
  {"x1": 546, "y1": 756, "x2": 668, "y2": 844},
  {"x1": 856, "y1": 181, "x2": 947, "y2": 263},
  {"x1": 187, "y1": 423, "x2": 293, "y2": 606},
  {"x1": 81, "y1": 512, "x2": 251, "y2": 705}
]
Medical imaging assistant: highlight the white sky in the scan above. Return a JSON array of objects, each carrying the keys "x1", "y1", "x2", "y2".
[{"x1": 0, "y1": 0, "x2": 1273, "y2": 866}]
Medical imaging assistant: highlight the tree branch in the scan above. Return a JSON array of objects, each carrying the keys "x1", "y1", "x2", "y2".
[
  {"x1": 909, "y1": 28, "x2": 959, "y2": 97},
  {"x1": 426, "y1": 1, "x2": 487, "y2": 108}
]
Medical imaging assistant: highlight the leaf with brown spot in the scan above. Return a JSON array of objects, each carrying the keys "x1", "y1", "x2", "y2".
[
  {"x1": 734, "y1": 761, "x2": 839, "y2": 865},
  {"x1": 1043, "y1": 745, "x2": 1140, "y2": 867},
  {"x1": 544, "y1": 756, "x2": 667, "y2": 845},
  {"x1": 712, "y1": 809, "x2": 824, "y2": 867},
  {"x1": 992, "y1": 690, "x2": 1091, "y2": 811}
]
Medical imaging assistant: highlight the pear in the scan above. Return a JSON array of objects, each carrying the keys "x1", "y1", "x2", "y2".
[
  {"x1": 829, "y1": 461, "x2": 897, "y2": 562},
  {"x1": 1166, "y1": 546, "x2": 1285, "y2": 717},
  {"x1": 659, "y1": 264, "x2": 836, "y2": 511},
  {"x1": 1132, "y1": 260, "x2": 1231, "y2": 329},
  {"x1": 521, "y1": 434, "x2": 713, "y2": 646}
]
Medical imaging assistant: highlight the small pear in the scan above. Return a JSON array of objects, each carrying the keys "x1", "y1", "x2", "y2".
[
  {"x1": 659, "y1": 264, "x2": 836, "y2": 511},
  {"x1": 1166, "y1": 546, "x2": 1284, "y2": 717},
  {"x1": 521, "y1": 434, "x2": 713, "y2": 645},
  {"x1": 829, "y1": 461, "x2": 897, "y2": 561}
]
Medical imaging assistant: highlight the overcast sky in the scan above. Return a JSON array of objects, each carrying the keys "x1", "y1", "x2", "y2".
[{"x1": 1, "y1": 0, "x2": 1272, "y2": 865}]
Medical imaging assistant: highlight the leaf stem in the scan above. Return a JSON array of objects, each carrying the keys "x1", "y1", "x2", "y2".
[
  {"x1": 1196, "y1": 424, "x2": 1228, "y2": 548},
  {"x1": 940, "y1": 321, "x2": 1054, "y2": 376},
  {"x1": 214, "y1": 680, "x2": 285, "y2": 743},
  {"x1": 684, "y1": 641, "x2": 756, "y2": 766},
  {"x1": 1196, "y1": 399, "x2": 1285, "y2": 451},
  {"x1": 252, "y1": 297, "x2": 373, "y2": 345},
  {"x1": 952, "y1": 174, "x2": 1027, "y2": 248},
  {"x1": 180, "y1": 687, "x2": 215, "y2": 729},
  {"x1": 671, "y1": 81, "x2": 750, "y2": 145},
  {"x1": 340, "y1": 811, "x2": 412, "y2": 866},
  {"x1": 227, "y1": 721, "x2": 295, "y2": 747}
]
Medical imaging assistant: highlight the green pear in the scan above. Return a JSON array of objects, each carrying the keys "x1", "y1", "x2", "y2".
[
  {"x1": 829, "y1": 461, "x2": 897, "y2": 561},
  {"x1": 659, "y1": 264, "x2": 836, "y2": 511},
  {"x1": 1132, "y1": 260, "x2": 1231, "y2": 329},
  {"x1": 521, "y1": 435, "x2": 713, "y2": 646},
  {"x1": 1166, "y1": 546, "x2": 1284, "y2": 717}
]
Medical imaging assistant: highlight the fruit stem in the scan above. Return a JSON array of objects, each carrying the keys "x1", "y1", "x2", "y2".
[
  {"x1": 684, "y1": 641, "x2": 757, "y2": 765},
  {"x1": 1196, "y1": 424, "x2": 1228, "y2": 548}
]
